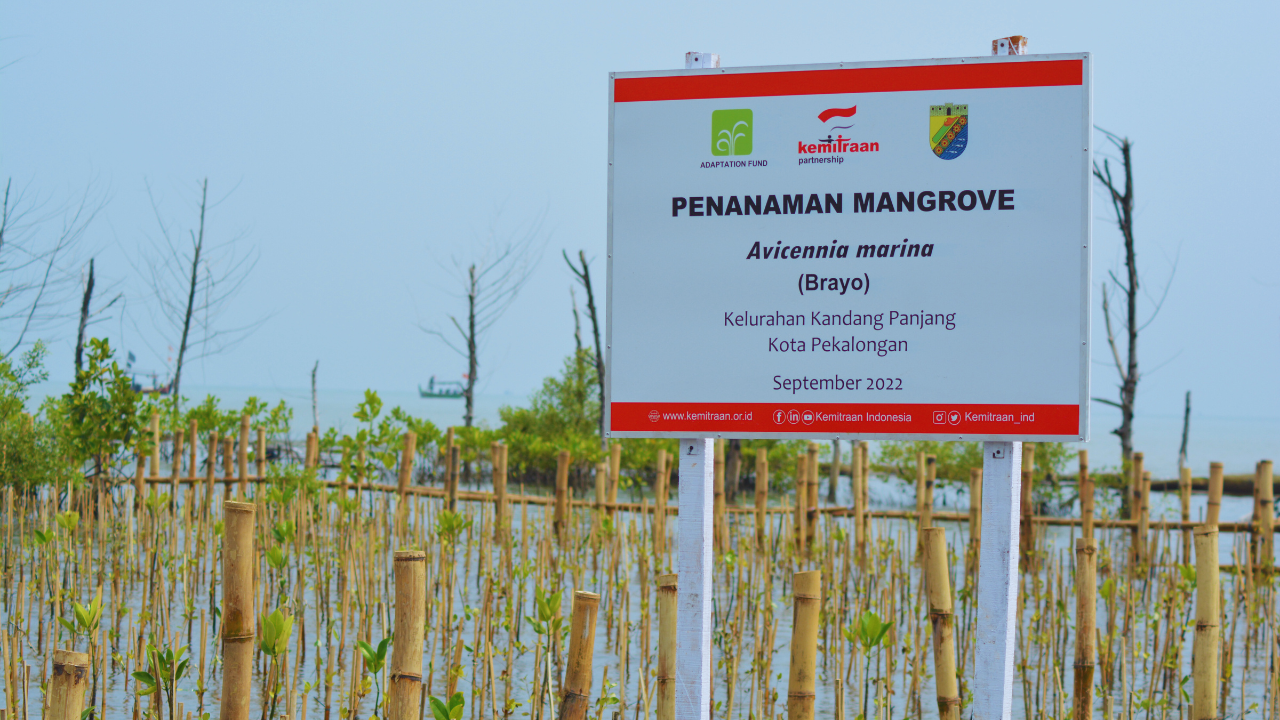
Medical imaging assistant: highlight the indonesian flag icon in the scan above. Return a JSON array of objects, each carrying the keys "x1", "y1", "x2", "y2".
[{"x1": 818, "y1": 106, "x2": 857, "y2": 122}]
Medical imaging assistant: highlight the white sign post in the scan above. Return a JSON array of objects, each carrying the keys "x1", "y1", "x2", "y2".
[
  {"x1": 976, "y1": 439, "x2": 1021, "y2": 720},
  {"x1": 973, "y1": 36, "x2": 1032, "y2": 720},
  {"x1": 675, "y1": 437, "x2": 714, "y2": 720},
  {"x1": 673, "y1": 51, "x2": 719, "y2": 720}
]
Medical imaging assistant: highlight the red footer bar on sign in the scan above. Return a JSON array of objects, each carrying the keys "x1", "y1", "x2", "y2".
[{"x1": 610, "y1": 403, "x2": 1079, "y2": 435}]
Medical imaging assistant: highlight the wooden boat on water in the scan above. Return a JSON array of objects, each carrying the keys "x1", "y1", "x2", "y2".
[{"x1": 419, "y1": 376, "x2": 465, "y2": 399}]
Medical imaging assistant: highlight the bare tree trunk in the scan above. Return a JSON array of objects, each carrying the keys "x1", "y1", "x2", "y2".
[
  {"x1": 571, "y1": 287, "x2": 584, "y2": 353},
  {"x1": 1093, "y1": 134, "x2": 1144, "y2": 465},
  {"x1": 75, "y1": 258, "x2": 95, "y2": 373},
  {"x1": 311, "y1": 361, "x2": 320, "y2": 431},
  {"x1": 465, "y1": 264, "x2": 477, "y2": 429},
  {"x1": 565, "y1": 250, "x2": 605, "y2": 447},
  {"x1": 463, "y1": 264, "x2": 478, "y2": 484},
  {"x1": 1178, "y1": 391, "x2": 1191, "y2": 470},
  {"x1": 1115, "y1": 137, "x2": 1138, "y2": 464},
  {"x1": 170, "y1": 179, "x2": 208, "y2": 416}
]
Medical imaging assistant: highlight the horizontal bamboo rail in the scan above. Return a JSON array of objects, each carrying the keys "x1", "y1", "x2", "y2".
[{"x1": 136, "y1": 474, "x2": 1278, "y2": 536}]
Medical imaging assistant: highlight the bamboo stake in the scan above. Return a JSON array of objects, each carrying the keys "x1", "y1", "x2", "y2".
[
  {"x1": 135, "y1": 442, "x2": 146, "y2": 510},
  {"x1": 806, "y1": 442, "x2": 820, "y2": 548},
  {"x1": 1020, "y1": 443, "x2": 1036, "y2": 570},
  {"x1": 967, "y1": 468, "x2": 982, "y2": 575},
  {"x1": 654, "y1": 451, "x2": 668, "y2": 558},
  {"x1": 828, "y1": 438, "x2": 841, "y2": 506},
  {"x1": 223, "y1": 438, "x2": 235, "y2": 489},
  {"x1": 1206, "y1": 462, "x2": 1223, "y2": 528},
  {"x1": 206, "y1": 431, "x2": 218, "y2": 497},
  {"x1": 443, "y1": 426, "x2": 454, "y2": 482},
  {"x1": 859, "y1": 441, "x2": 870, "y2": 513},
  {"x1": 398, "y1": 432, "x2": 417, "y2": 496},
  {"x1": 1192, "y1": 527, "x2": 1219, "y2": 720},
  {"x1": 915, "y1": 451, "x2": 926, "y2": 553},
  {"x1": 1130, "y1": 452, "x2": 1144, "y2": 566},
  {"x1": 1137, "y1": 470, "x2": 1150, "y2": 567},
  {"x1": 656, "y1": 574, "x2": 676, "y2": 720},
  {"x1": 787, "y1": 570, "x2": 821, "y2": 720},
  {"x1": 726, "y1": 441, "x2": 741, "y2": 534},
  {"x1": 852, "y1": 444, "x2": 865, "y2": 564},
  {"x1": 238, "y1": 414, "x2": 250, "y2": 496},
  {"x1": 755, "y1": 450, "x2": 768, "y2": 550},
  {"x1": 923, "y1": 528, "x2": 959, "y2": 720},
  {"x1": 48, "y1": 649, "x2": 89, "y2": 720},
  {"x1": 595, "y1": 461, "x2": 608, "y2": 511},
  {"x1": 219, "y1": 501, "x2": 256, "y2": 720},
  {"x1": 256, "y1": 427, "x2": 267, "y2": 479},
  {"x1": 922, "y1": 455, "x2": 936, "y2": 533},
  {"x1": 1260, "y1": 460, "x2": 1274, "y2": 567},
  {"x1": 171, "y1": 429, "x2": 184, "y2": 510},
  {"x1": 714, "y1": 439, "x2": 726, "y2": 554},
  {"x1": 1180, "y1": 466, "x2": 1192, "y2": 564},
  {"x1": 149, "y1": 411, "x2": 160, "y2": 478},
  {"x1": 555, "y1": 450, "x2": 571, "y2": 545},
  {"x1": 305, "y1": 432, "x2": 317, "y2": 469},
  {"x1": 493, "y1": 442, "x2": 508, "y2": 541},
  {"x1": 558, "y1": 591, "x2": 600, "y2": 720},
  {"x1": 794, "y1": 454, "x2": 807, "y2": 555},
  {"x1": 1080, "y1": 451, "x2": 1093, "y2": 541},
  {"x1": 447, "y1": 445, "x2": 460, "y2": 511},
  {"x1": 188, "y1": 419, "x2": 198, "y2": 480},
  {"x1": 1073, "y1": 538, "x2": 1097, "y2": 720},
  {"x1": 607, "y1": 443, "x2": 621, "y2": 517},
  {"x1": 389, "y1": 550, "x2": 426, "y2": 720}
]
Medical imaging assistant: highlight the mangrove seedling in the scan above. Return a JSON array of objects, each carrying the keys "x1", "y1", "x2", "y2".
[
  {"x1": 429, "y1": 692, "x2": 465, "y2": 720},
  {"x1": 259, "y1": 607, "x2": 295, "y2": 720},
  {"x1": 58, "y1": 587, "x2": 103, "y2": 648},
  {"x1": 357, "y1": 637, "x2": 391, "y2": 718},
  {"x1": 848, "y1": 610, "x2": 892, "y2": 720},
  {"x1": 133, "y1": 641, "x2": 189, "y2": 720}
]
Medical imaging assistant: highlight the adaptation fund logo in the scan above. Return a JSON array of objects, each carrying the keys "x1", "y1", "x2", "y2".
[{"x1": 711, "y1": 109, "x2": 752, "y2": 156}]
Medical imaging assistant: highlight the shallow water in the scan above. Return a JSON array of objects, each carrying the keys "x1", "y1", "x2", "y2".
[{"x1": 0, "y1": 472, "x2": 1274, "y2": 720}]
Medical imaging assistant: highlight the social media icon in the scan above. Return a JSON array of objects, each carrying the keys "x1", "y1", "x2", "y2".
[
  {"x1": 773, "y1": 409, "x2": 786, "y2": 425},
  {"x1": 802, "y1": 410, "x2": 814, "y2": 425},
  {"x1": 649, "y1": 410, "x2": 660, "y2": 422},
  {"x1": 788, "y1": 410, "x2": 801, "y2": 424},
  {"x1": 933, "y1": 410, "x2": 946, "y2": 424},
  {"x1": 947, "y1": 411, "x2": 961, "y2": 425}
]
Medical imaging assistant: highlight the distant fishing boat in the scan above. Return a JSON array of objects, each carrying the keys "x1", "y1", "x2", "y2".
[
  {"x1": 130, "y1": 372, "x2": 172, "y2": 396},
  {"x1": 125, "y1": 352, "x2": 172, "y2": 395},
  {"x1": 419, "y1": 376, "x2": 465, "y2": 399}
]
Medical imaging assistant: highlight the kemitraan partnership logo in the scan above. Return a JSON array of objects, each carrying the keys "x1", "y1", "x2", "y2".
[{"x1": 797, "y1": 105, "x2": 880, "y2": 165}]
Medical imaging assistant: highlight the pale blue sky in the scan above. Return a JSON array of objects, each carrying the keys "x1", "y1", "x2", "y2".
[{"x1": 4, "y1": 0, "x2": 1276, "y2": 475}]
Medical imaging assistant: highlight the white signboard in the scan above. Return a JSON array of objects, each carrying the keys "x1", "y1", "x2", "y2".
[{"x1": 606, "y1": 54, "x2": 1092, "y2": 441}]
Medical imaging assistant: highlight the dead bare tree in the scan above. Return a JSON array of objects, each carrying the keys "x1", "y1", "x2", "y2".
[
  {"x1": 73, "y1": 258, "x2": 124, "y2": 373},
  {"x1": 1177, "y1": 390, "x2": 1191, "y2": 471},
  {"x1": 564, "y1": 249, "x2": 604, "y2": 445},
  {"x1": 74, "y1": 258, "x2": 95, "y2": 371},
  {"x1": 0, "y1": 178, "x2": 105, "y2": 358},
  {"x1": 136, "y1": 178, "x2": 263, "y2": 414},
  {"x1": 1092, "y1": 130, "x2": 1174, "y2": 464},
  {"x1": 423, "y1": 213, "x2": 546, "y2": 431}
]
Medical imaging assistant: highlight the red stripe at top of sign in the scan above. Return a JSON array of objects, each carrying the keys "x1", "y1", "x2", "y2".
[{"x1": 614, "y1": 59, "x2": 1082, "y2": 102}]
